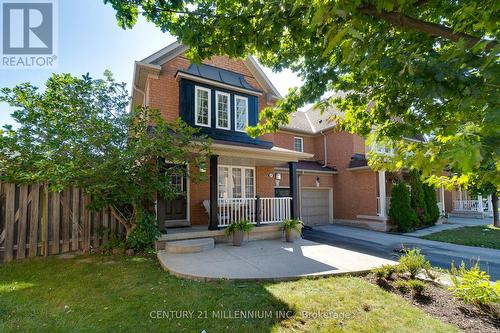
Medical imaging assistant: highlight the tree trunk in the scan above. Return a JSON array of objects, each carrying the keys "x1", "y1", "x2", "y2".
[{"x1": 493, "y1": 192, "x2": 499, "y2": 228}]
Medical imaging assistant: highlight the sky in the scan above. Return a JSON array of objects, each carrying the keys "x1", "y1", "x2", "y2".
[{"x1": 0, "y1": 0, "x2": 303, "y2": 127}]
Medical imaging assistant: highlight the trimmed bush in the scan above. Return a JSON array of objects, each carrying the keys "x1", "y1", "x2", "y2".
[
  {"x1": 409, "y1": 170, "x2": 429, "y2": 226},
  {"x1": 423, "y1": 184, "x2": 440, "y2": 225},
  {"x1": 389, "y1": 183, "x2": 419, "y2": 232}
]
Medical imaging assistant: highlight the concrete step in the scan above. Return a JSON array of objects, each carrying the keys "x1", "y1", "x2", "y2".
[
  {"x1": 165, "y1": 238, "x2": 215, "y2": 254},
  {"x1": 449, "y1": 211, "x2": 485, "y2": 219}
]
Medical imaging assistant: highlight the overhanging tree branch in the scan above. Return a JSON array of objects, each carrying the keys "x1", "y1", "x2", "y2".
[{"x1": 358, "y1": 5, "x2": 498, "y2": 50}]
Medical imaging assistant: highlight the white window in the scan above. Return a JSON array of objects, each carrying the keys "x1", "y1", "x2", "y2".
[
  {"x1": 218, "y1": 166, "x2": 255, "y2": 199},
  {"x1": 293, "y1": 137, "x2": 303, "y2": 152},
  {"x1": 235, "y1": 96, "x2": 248, "y2": 132},
  {"x1": 195, "y1": 86, "x2": 211, "y2": 127},
  {"x1": 215, "y1": 91, "x2": 230, "y2": 129}
]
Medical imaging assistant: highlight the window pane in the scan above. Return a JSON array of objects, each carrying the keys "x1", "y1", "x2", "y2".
[
  {"x1": 218, "y1": 167, "x2": 229, "y2": 199},
  {"x1": 235, "y1": 97, "x2": 247, "y2": 131},
  {"x1": 294, "y1": 138, "x2": 303, "y2": 152},
  {"x1": 245, "y1": 169, "x2": 254, "y2": 198},
  {"x1": 196, "y1": 88, "x2": 209, "y2": 125},
  {"x1": 232, "y1": 168, "x2": 242, "y2": 198},
  {"x1": 217, "y1": 93, "x2": 229, "y2": 128}
]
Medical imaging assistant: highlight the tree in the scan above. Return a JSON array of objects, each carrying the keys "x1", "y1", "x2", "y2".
[
  {"x1": 389, "y1": 182, "x2": 418, "y2": 232},
  {"x1": 409, "y1": 170, "x2": 428, "y2": 226},
  {"x1": 423, "y1": 184, "x2": 440, "y2": 225},
  {"x1": 104, "y1": 0, "x2": 499, "y2": 199},
  {"x1": 0, "y1": 72, "x2": 211, "y2": 240}
]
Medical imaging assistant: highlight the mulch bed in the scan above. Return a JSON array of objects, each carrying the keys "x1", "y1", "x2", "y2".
[{"x1": 366, "y1": 275, "x2": 500, "y2": 333}]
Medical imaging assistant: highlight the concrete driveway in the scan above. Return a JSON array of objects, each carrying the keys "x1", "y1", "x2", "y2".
[{"x1": 303, "y1": 221, "x2": 500, "y2": 281}]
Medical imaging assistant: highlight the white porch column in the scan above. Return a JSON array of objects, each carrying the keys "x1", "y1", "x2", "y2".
[
  {"x1": 488, "y1": 195, "x2": 493, "y2": 212},
  {"x1": 477, "y1": 194, "x2": 483, "y2": 212},
  {"x1": 459, "y1": 186, "x2": 463, "y2": 201},
  {"x1": 378, "y1": 170, "x2": 387, "y2": 218},
  {"x1": 440, "y1": 185, "x2": 446, "y2": 214}
]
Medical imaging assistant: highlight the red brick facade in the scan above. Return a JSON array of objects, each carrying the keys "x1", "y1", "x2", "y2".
[{"x1": 137, "y1": 48, "x2": 453, "y2": 229}]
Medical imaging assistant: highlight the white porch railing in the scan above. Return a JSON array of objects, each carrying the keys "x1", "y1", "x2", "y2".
[
  {"x1": 376, "y1": 196, "x2": 391, "y2": 216},
  {"x1": 454, "y1": 200, "x2": 481, "y2": 212},
  {"x1": 217, "y1": 197, "x2": 291, "y2": 227}
]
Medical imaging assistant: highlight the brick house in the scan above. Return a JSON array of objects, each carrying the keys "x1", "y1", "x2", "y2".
[{"x1": 132, "y1": 42, "x2": 454, "y2": 234}]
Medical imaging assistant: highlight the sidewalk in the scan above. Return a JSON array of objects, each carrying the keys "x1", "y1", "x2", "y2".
[{"x1": 403, "y1": 216, "x2": 492, "y2": 237}]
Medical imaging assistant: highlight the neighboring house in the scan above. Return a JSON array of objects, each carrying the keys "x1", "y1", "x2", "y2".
[{"x1": 132, "y1": 42, "x2": 465, "y2": 233}]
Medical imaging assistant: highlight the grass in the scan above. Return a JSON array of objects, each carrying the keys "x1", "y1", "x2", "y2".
[
  {"x1": 422, "y1": 225, "x2": 500, "y2": 249},
  {"x1": 0, "y1": 254, "x2": 460, "y2": 333}
]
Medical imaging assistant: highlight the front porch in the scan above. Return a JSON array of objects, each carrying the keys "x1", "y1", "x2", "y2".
[
  {"x1": 158, "y1": 140, "x2": 312, "y2": 234},
  {"x1": 452, "y1": 196, "x2": 497, "y2": 218}
]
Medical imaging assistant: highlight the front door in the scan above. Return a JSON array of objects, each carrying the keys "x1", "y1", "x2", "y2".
[{"x1": 157, "y1": 164, "x2": 188, "y2": 230}]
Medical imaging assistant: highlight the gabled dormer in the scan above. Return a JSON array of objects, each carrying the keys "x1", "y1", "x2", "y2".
[
  {"x1": 131, "y1": 42, "x2": 281, "y2": 147},
  {"x1": 176, "y1": 63, "x2": 265, "y2": 145}
]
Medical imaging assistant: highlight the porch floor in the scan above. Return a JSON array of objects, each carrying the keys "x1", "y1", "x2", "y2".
[{"x1": 157, "y1": 238, "x2": 396, "y2": 281}]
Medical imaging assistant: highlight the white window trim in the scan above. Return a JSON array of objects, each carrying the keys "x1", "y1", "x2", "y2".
[
  {"x1": 234, "y1": 95, "x2": 249, "y2": 133},
  {"x1": 218, "y1": 165, "x2": 256, "y2": 199},
  {"x1": 194, "y1": 86, "x2": 211, "y2": 127},
  {"x1": 294, "y1": 137, "x2": 304, "y2": 152},
  {"x1": 215, "y1": 91, "x2": 231, "y2": 130}
]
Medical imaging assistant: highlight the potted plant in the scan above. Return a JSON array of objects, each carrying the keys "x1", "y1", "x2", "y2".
[
  {"x1": 224, "y1": 220, "x2": 254, "y2": 246},
  {"x1": 282, "y1": 219, "x2": 302, "y2": 242}
]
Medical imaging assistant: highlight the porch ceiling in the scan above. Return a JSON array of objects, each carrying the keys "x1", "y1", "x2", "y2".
[{"x1": 212, "y1": 142, "x2": 313, "y2": 167}]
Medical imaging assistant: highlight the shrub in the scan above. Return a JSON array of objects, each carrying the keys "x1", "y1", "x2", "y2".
[
  {"x1": 450, "y1": 261, "x2": 500, "y2": 311},
  {"x1": 423, "y1": 184, "x2": 440, "y2": 225},
  {"x1": 282, "y1": 219, "x2": 302, "y2": 233},
  {"x1": 394, "y1": 280, "x2": 410, "y2": 294},
  {"x1": 372, "y1": 265, "x2": 399, "y2": 280},
  {"x1": 224, "y1": 219, "x2": 254, "y2": 236},
  {"x1": 389, "y1": 183, "x2": 419, "y2": 232},
  {"x1": 398, "y1": 248, "x2": 430, "y2": 278},
  {"x1": 126, "y1": 213, "x2": 160, "y2": 252},
  {"x1": 407, "y1": 279, "x2": 427, "y2": 295},
  {"x1": 409, "y1": 170, "x2": 429, "y2": 227}
]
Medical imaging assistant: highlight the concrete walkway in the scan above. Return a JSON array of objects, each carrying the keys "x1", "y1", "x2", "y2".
[
  {"x1": 157, "y1": 238, "x2": 396, "y2": 281},
  {"x1": 403, "y1": 216, "x2": 492, "y2": 237}
]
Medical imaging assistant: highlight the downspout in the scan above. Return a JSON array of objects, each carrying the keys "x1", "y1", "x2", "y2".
[{"x1": 321, "y1": 130, "x2": 328, "y2": 167}]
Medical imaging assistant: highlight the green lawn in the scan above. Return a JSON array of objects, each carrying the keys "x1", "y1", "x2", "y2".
[
  {"x1": 423, "y1": 225, "x2": 500, "y2": 249},
  {"x1": 0, "y1": 254, "x2": 459, "y2": 333}
]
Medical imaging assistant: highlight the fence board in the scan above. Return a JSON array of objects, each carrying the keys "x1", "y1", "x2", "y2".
[
  {"x1": 62, "y1": 190, "x2": 70, "y2": 252},
  {"x1": 16, "y1": 185, "x2": 28, "y2": 259},
  {"x1": 4, "y1": 183, "x2": 15, "y2": 262},
  {"x1": 71, "y1": 187, "x2": 79, "y2": 251},
  {"x1": 29, "y1": 184, "x2": 40, "y2": 257},
  {"x1": 42, "y1": 184, "x2": 49, "y2": 256},
  {"x1": 51, "y1": 192, "x2": 60, "y2": 254},
  {"x1": 102, "y1": 210, "x2": 109, "y2": 243},
  {"x1": 0, "y1": 182, "x2": 125, "y2": 262}
]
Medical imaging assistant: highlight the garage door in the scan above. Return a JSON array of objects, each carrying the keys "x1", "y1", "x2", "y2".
[{"x1": 300, "y1": 189, "x2": 331, "y2": 226}]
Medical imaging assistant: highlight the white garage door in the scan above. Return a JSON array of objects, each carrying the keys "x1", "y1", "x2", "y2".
[{"x1": 300, "y1": 189, "x2": 331, "y2": 225}]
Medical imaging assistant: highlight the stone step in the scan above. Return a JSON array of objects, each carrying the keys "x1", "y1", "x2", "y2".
[{"x1": 165, "y1": 238, "x2": 215, "y2": 254}]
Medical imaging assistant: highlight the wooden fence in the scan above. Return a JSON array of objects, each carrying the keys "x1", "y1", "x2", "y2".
[{"x1": 0, "y1": 182, "x2": 125, "y2": 263}]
